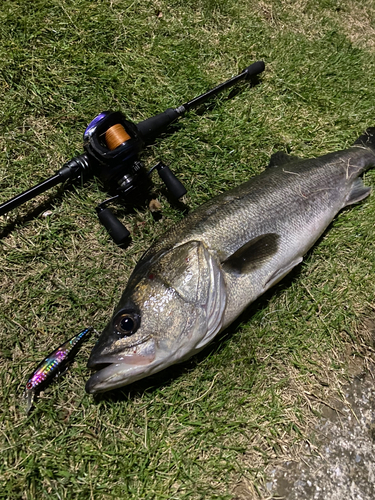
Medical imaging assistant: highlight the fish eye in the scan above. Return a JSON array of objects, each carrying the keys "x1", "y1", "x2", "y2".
[{"x1": 114, "y1": 312, "x2": 140, "y2": 337}]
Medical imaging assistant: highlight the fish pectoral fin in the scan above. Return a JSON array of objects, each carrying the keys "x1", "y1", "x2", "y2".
[
  {"x1": 345, "y1": 178, "x2": 371, "y2": 206},
  {"x1": 267, "y1": 151, "x2": 300, "y2": 168},
  {"x1": 264, "y1": 257, "x2": 303, "y2": 289},
  {"x1": 222, "y1": 233, "x2": 280, "y2": 276}
]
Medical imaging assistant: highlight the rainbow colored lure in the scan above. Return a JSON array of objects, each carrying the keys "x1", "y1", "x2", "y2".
[{"x1": 24, "y1": 327, "x2": 93, "y2": 412}]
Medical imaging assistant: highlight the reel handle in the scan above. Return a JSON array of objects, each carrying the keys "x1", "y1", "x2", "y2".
[
  {"x1": 155, "y1": 162, "x2": 187, "y2": 199},
  {"x1": 96, "y1": 204, "x2": 130, "y2": 246}
]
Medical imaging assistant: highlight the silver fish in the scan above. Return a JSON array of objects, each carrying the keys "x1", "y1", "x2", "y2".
[{"x1": 86, "y1": 128, "x2": 375, "y2": 394}]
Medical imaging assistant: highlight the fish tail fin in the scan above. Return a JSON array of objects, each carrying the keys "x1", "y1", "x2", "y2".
[{"x1": 353, "y1": 127, "x2": 375, "y2": 150}]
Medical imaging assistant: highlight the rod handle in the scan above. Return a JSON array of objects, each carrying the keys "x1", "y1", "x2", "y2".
[
  {"x1": 0, "y1": 155, "x2": 90, "y2": 217},
  {"x1": 136, "y1": 108, "x2": 181, "y2": 143}
]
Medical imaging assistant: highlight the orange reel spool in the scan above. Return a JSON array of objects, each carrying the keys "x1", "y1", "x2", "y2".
[{"x1": 105, "y1": 124, "x2": 131, "y2": 150}]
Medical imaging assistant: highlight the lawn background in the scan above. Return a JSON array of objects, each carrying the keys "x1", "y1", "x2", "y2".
[{"x1": 1, "y1": 0, "x2": 375, "y2": 498}]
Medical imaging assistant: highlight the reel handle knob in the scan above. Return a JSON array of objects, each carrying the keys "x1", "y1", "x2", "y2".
[
  {"x1": 155, "y1": 162, "x2": 187, "y2": 199},
  {"x1": 96, "y1": 206, "x2": 130, "y2": 245}
]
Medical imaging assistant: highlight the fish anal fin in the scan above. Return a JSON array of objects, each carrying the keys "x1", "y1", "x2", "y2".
[
  {"x1": 222, "y1": 233, "x2": 280, "y2": 276},
  {"x1": 264, "y1": 257, "x2": 303, "y2": 289},
  {"x1": 345, "y1": 178, "x2": 371, "y2": 206},
  {"x1": 267, "y1": 151, "x2": 299, "y2": 168}
]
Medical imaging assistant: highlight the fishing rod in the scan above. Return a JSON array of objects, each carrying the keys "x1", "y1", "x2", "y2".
[{"x1": 0, "y1": 61, "x2": 265, "y2": 245}]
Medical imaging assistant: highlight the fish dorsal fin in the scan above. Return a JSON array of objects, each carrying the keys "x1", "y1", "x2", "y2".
[
  {"x1": 353, "y1": 127, "x2": 375, "y2": 150},
  {"x1": 267, "y1": 151, "x2": 299, "y2": 168},
  {"x1": 222, "y1": 233, "x2": 280, "y2": 276}
]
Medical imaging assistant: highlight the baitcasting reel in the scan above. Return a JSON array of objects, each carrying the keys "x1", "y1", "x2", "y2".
[{"x1": 0, "y1": 61, "x2": 265, "y2": 245}]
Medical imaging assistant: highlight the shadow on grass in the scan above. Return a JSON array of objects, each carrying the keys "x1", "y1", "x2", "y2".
[
  {"x1": 0, "y1": 185, "x2": 71, "y2": 240},
  {"x1": 0, "y1": 179, "x2": 175, "y2": 248}
]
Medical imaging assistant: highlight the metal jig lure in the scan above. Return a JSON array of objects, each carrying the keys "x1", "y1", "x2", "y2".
[{"x1": 24, "y1": 327, "x2": 93, "y2": 412}]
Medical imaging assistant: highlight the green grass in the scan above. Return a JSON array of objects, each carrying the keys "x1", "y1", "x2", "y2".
[{"x1": 1, "y1": 0, "x2": 375, "y2": 498}]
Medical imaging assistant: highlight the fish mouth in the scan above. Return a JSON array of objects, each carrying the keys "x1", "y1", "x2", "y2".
[{"x1": 85, "y1": 354, "x2": 156, "y2": 394}]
